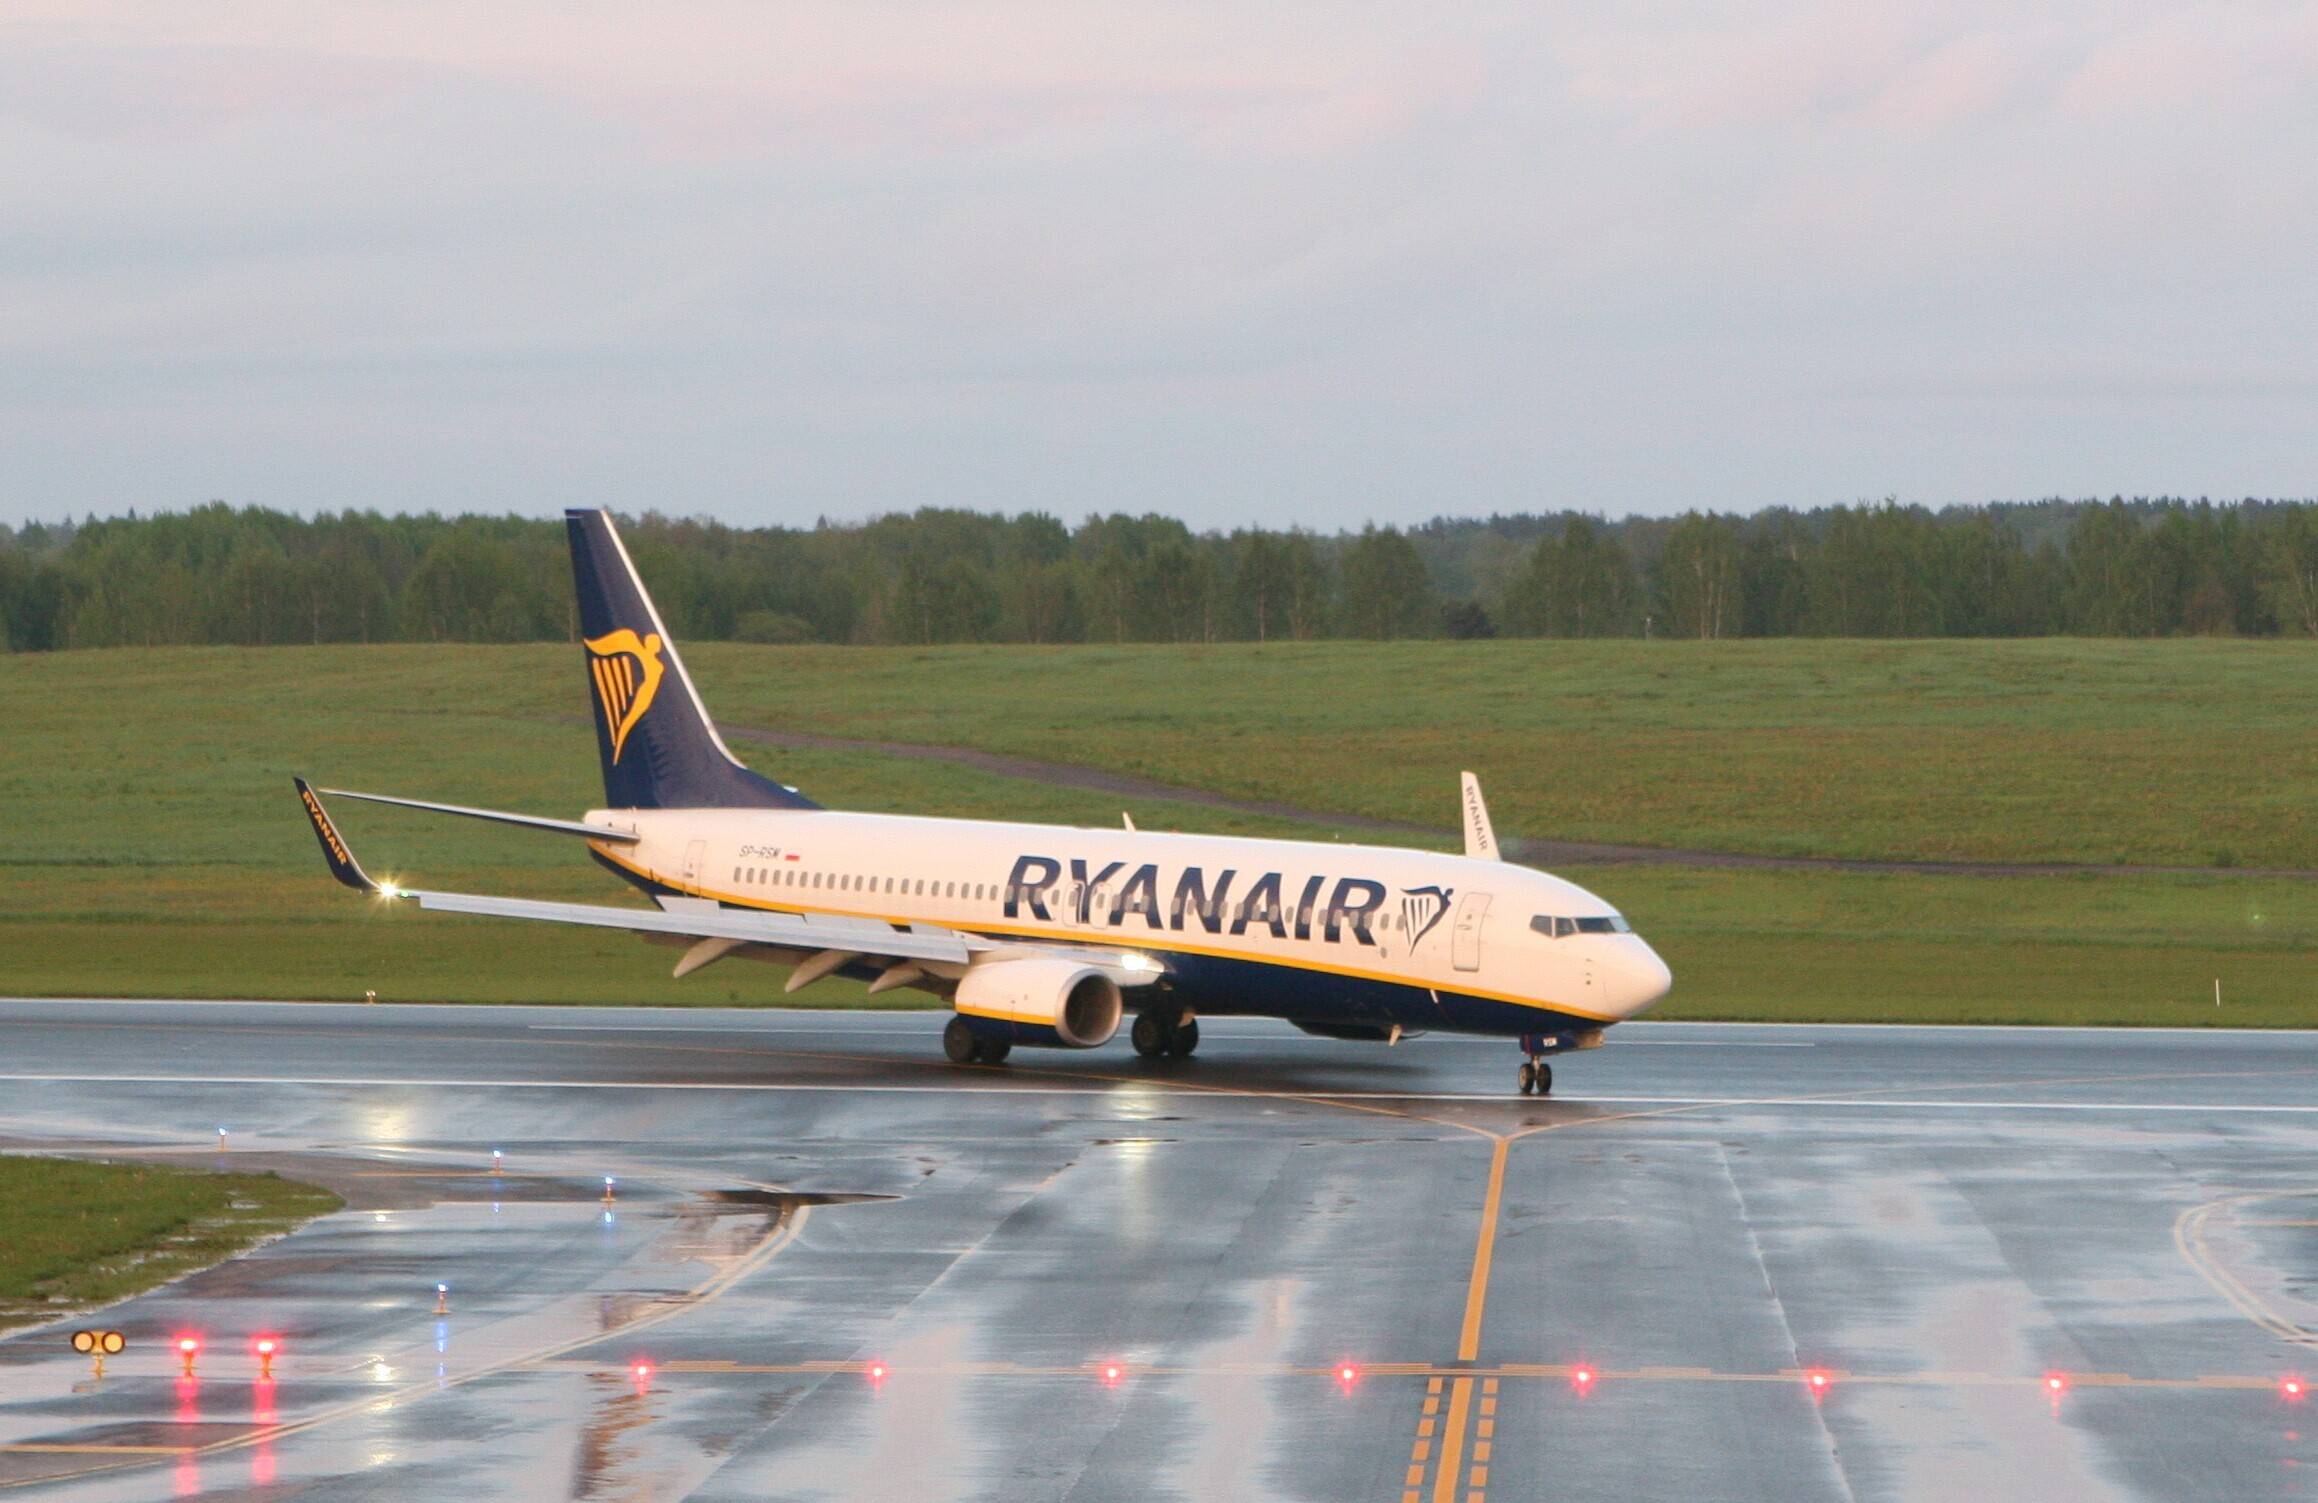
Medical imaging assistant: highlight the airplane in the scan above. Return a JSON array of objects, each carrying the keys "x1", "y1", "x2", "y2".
[{"x1": 294, "y1": 509, "x2": 1672, "y2": 1095}]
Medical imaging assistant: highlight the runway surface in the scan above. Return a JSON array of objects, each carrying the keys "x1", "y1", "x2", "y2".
[{"x1": 1, "y1": 999, "x2": 2314, "y2": 1501}]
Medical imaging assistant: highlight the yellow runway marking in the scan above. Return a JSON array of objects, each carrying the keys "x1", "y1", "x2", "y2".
[
  {"x1": 1430, "y1": 1377, "x2": 1472, "y2": 1503},
  {"x1": 2173, "y1": 1187, "x2": 2318, "y2": 1347}
]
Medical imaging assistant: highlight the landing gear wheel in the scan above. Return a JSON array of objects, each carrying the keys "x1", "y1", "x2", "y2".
[
  {"x1": 1166, "y1": 1018, "x2": 1200, "y2": 1058},
  {"x1": 975, "y1": 1038, "x2": 1013, "y2": 1065},
  {"x1": 1131, "y1": 1011, "x2": 1169, "y2": 1059},
  {"x1": 1533, "y1": 1061, "x2": 1552, "y2": 1096},
  {"x1": 943, "y1": 1015, "x2": 979, "y2": 1064},
  {"x1": 1517, "y1": 1061, "x2": 1537, "y2": 1095}
]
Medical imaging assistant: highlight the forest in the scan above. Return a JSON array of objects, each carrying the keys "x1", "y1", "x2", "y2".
[{"x1": 2, "y1": 496, "x2": 2314, "y2": 650}]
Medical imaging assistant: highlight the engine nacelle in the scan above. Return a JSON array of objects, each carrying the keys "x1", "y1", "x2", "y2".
[{"x1": 952, "y1": 957, "x2": 1123, "y2": 1049}]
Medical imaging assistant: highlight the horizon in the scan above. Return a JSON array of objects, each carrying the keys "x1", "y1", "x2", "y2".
[{"x1": 7, "y1": 491, "x2": 2315, "y2": 542}]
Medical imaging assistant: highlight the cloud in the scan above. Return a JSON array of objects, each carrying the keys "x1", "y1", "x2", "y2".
[{"x1": 0, "y1": 2, "x2": 2312, "y2": 527}]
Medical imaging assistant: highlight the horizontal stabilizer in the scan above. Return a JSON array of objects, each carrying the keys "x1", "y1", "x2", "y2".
[{"x1": 317, "y1": 787, "x2": 639, "y2": 842}]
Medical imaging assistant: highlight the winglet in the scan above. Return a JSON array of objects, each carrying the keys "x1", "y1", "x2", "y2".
[
  {"x1": 1459, "y1": 771, "x2": 1499, "y2": 861},
  {"x1": 294, "y1": 777, "x2": 380, "y2": 893}
]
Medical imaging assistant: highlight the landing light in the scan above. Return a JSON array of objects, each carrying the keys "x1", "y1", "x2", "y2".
[{"x1": 377, "y1": 882, "x2": 402, "y2": 901}]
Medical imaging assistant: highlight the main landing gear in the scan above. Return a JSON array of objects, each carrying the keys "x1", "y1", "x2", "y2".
[
  {"x1": 943, "y1": 1015, "x2": 1012, "y2": 1066},
  {"x1": 1517, "y1": 1054, "x2": 1554, "y2": 1097},
  {"x1": 1130, "y1": 1009, "x2": 1199, "y2": 1060}
]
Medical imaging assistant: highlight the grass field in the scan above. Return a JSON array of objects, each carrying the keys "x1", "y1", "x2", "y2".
[
  {"x1": 0, "y1": 642, "x2": 2310, "y2": 1025},
  {"x1": 0, "y1": 1156, "x2": 341, "y2": 1329}
]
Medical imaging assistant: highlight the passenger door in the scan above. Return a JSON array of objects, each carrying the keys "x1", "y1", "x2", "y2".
[{"x1": 1451, "y1": 891, "x2": 1490, "y2": 972}]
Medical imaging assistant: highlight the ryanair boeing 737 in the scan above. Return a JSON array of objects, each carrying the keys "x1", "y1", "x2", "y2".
[{"x1": 295, "y1": 510, "x2": 1671, "y2": 1094}]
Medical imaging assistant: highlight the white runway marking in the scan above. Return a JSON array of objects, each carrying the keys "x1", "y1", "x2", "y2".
[{"x1": 0, "y1": 1072, "x2": 2310, "y2": 1112}]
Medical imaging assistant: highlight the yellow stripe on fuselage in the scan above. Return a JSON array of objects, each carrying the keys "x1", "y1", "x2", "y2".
[{"x1": 588, "y1": 843, "x2": 1614, "y2": 1024}]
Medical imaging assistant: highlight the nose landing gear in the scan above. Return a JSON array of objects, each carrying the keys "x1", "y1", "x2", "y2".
[{"x1": 1516, "y1": 1030, "x2": 1580, "y2": 1096}]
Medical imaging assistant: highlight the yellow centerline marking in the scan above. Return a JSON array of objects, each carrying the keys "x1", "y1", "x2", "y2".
[
  {"x1": 1457, "y1": 1141, "x2": 1511, "y2": 1362},
  {"x1": 2173, "y1": 1187, "x2": 2318, "y2": 1347},
  {"x1": 1430, "y1": 1377, "x2": 1472, "y2": 1503}
]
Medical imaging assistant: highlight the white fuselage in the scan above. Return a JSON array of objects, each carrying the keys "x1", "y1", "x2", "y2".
[{"x1": 584, "y1": 807, "x2": 1672, "y2": 1033}]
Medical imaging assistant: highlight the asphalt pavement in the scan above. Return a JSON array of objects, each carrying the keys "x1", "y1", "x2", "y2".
[{"x1": 1, "y1": 1000, "x2": 2313, "y2": 1501}]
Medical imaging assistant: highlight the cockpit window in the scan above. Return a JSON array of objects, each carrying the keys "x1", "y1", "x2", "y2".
[{"x1": 1531, "y1": 913, "x2": 1632, "y2": 938}]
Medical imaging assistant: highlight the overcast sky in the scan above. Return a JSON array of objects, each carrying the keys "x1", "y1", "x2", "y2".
[{"x1": 2, "y1": 3, "x2": 2313, "y2": 530}]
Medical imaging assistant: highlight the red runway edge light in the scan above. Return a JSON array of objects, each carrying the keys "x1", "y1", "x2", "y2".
[
  {"x1": 175, "y1": 1334, "x2": 201, "y2": 1374},
  {"x1": 865, "y1": 1360, "x2": 889, "y2": 1387},
  {"x1": 1571, "y1": 1364, "x2": 1596, "y2": 1394},
  {"x1": 253, "y1": 1336, "x2": 280, "y2": 1377},
  {"x1": 1335, "y1": 1363, "x2": 1359, "y2": 1387},
  {"x1": 2283, "y1": 1375, "x2": 2306, "y2": 1402}
]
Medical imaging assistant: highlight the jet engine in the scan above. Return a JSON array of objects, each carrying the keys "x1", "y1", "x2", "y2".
[{"x1": 952, "y1": 957, "x2": 1124, "y2": 1049}]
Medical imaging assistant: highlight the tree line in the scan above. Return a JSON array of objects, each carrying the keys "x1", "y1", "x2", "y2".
[{"x1": 2, "y1": 497, "x2": 2315, "y2": 651}]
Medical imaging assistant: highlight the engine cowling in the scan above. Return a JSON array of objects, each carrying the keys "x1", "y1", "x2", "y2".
[{"x1": 952, "y1": 957, "x2": 1123, "y2": 1049}]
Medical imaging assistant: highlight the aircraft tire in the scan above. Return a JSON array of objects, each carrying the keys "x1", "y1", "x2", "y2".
[
  {"x1": 977, "y1": 1039, "x2": 1013, "y2": 1065},
  {"x1": 943, "y1": 1015, "x2": 979, "y2": 1064},
  {"x1": 1517, "y1": 1061, "x2": 1536, "y2": 1095},
  {"x1": 1534, "y1": 1061, "x2": 1553, "y2": 1095},
  {"x1": 1131, "y1": 1011, "x2": 1169, "y2": 1059},
  {"x1": 1166, "y1": 1018, "x2": 1200, "y2": 1058}
]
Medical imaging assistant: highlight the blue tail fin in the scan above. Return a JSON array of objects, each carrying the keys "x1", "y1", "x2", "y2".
[{"x1": 566, "y1": 509, "x2": 818, "y2": 811}]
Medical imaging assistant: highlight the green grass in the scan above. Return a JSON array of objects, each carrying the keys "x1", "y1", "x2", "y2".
[
  {"x1": 0, "y1": 1156, "x2": 342, "y2": 1328},
  {"x1": 1587, "y1": 867, "x2": 2310, "y2": 1026},
  {"x1": 0, "y1": 642, "x2": 2310, "y2": 1024},
  {"x1": 695, "y1": 637, "x2": 2318, "y2": 869}
]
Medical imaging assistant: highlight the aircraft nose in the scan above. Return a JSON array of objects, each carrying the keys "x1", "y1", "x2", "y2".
[{"x1": 1608, "y1": 938, "x2": 1673, "y2": 1017}]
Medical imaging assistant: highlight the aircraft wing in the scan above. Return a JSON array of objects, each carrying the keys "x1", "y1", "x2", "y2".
[
  {"x1": 293, "y1": 778, "x2": 1161, "y2": 984},
  {"x1": 405, "y1": 890, "x2": 978, "y2": 964}
]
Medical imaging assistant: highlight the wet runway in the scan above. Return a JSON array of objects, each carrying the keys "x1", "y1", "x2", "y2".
[{"x1": 2, "y1": 999, "x2": 2314, "y2": 1501}]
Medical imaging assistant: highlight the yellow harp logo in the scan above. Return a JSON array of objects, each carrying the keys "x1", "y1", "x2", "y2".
[{"x1": 584, "y1": 629, "x2": 665, "y2": 764}]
